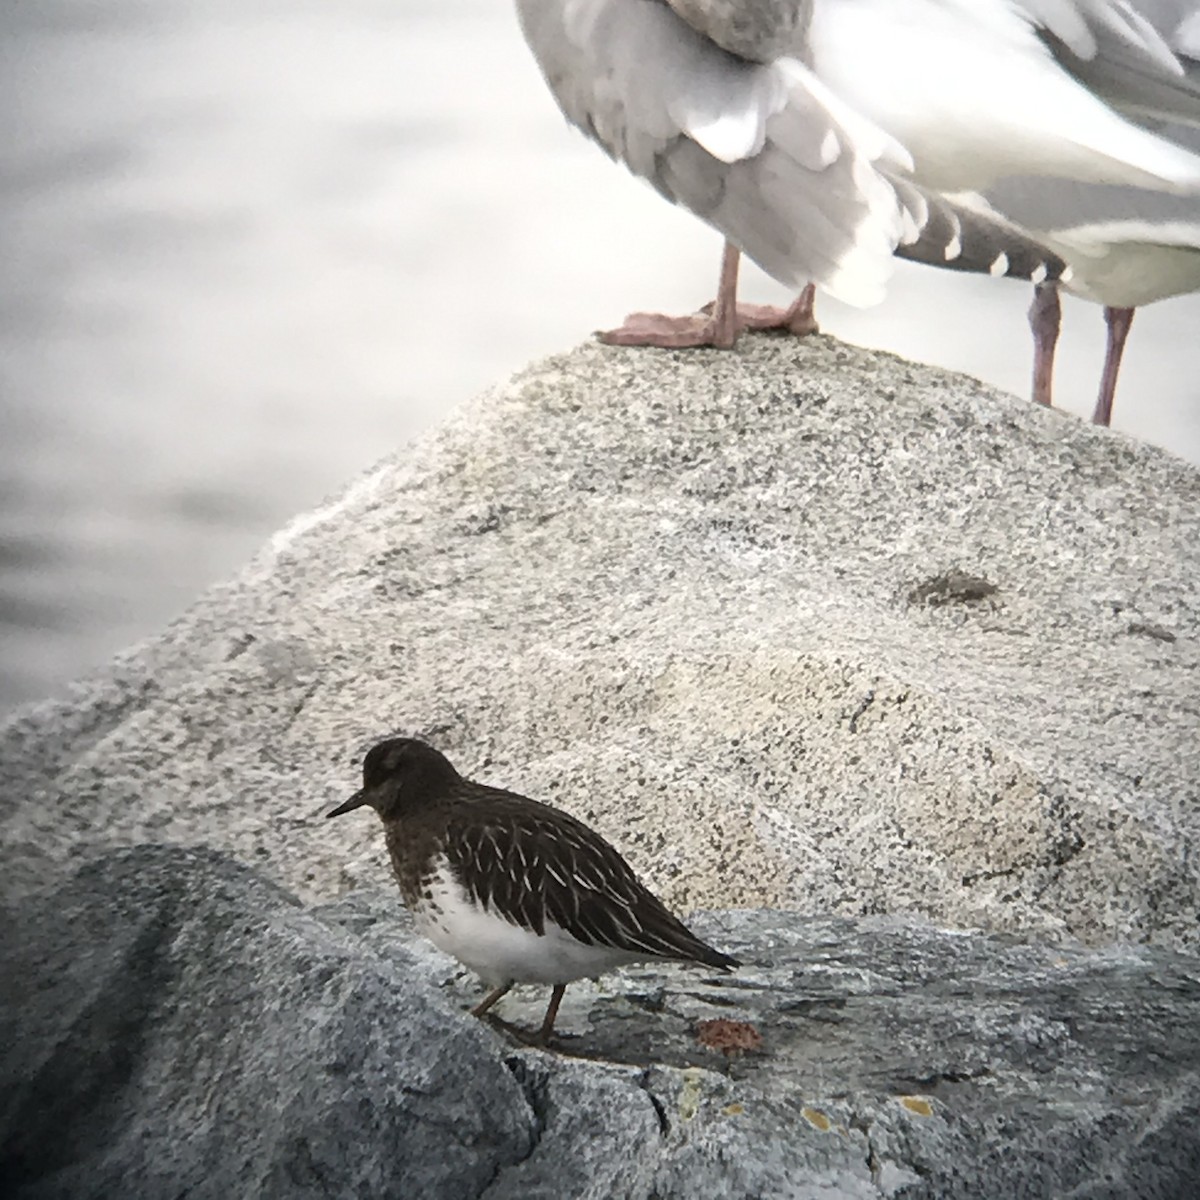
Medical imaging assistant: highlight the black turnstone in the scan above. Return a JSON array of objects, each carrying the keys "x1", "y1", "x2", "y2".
[{"x1": 327, "y1": 737, "x2": 738, "y2": 1043}]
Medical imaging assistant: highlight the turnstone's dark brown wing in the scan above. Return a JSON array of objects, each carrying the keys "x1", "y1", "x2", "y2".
[{"x1": 442, "y1": 786, "x2": 738, "y2": 971}]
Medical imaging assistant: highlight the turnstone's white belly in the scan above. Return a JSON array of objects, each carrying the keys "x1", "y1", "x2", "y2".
[{"x1": 415, "y1": 855, "x2": 641, "y2": 987}]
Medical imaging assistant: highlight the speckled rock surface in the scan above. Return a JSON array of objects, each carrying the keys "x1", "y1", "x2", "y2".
[
  {"x1": 0, "y1": 335, "x2": 1197, "y2": 947},
  {"x1": 4, "y1": 846, "x2": 1199, "y2": 1200}
]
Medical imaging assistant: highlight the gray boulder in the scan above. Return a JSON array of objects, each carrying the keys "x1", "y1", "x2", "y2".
[
  {"x1": 2, "y1": 335, "x2": 1199, "y2": 1195},
  {"x1": 0, "y1": 846, "x2": 534, "y2": 1200},
  {"x1": 1, "y1": 335, "x2": 1197, "y2": 949},
  {"x1": 3, "y1": 845, "x2": 1199, "y2": 1199}
]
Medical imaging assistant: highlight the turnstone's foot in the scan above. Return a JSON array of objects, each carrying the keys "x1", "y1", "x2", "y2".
[
  {"x1": 536, "y1": 983, "x2": 567, "y2": 1045},
  {"x1": 473, "y1": 982, "x2": 568, "y2": 1048},
  {"x1": 476, "y1": 1011, "x2": 543, "y2": 1046},
  {"x1": 470, "y1": 982, "x2": 513, "y2": 1019},
  {"x1": 468, "y1": 981, "x2": 566, "y2": 1047}
]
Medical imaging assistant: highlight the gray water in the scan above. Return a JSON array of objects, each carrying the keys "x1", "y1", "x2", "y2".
[{"x1": 3, "y1": 0, "x2": 1199, "y2": 713}]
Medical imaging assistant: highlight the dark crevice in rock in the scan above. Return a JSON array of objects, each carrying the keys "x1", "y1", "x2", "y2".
[
  {"x1": 280, "y1": 678, "x2": 321, "y2": 734},
  {"x1": 849, "y1": 1113, "x2": 883, "y2": 1190},
  {"x1": 1126, "y1": 622, "x2": 1177, "y2": 643},
  {"x1": 637, "y1": 1070, "x2": 671, "y2": 1139},
  {"x1": 223, "y1": 632, "x2": 257, "y2": 661},
  {"x1": 848, "y1": 690, "x2": 876, "y2": 733},
  {"x1": 475, "y1": 1055, "x2": 549, "y2": 1197},
  {"x1": 894, "y1": 1066, "x2": 994, "y2": 1090}
]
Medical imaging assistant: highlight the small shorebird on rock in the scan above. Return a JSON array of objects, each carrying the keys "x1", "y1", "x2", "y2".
[{"x1": 327, "y1": 737, "x2": 738, "y2": 1044}]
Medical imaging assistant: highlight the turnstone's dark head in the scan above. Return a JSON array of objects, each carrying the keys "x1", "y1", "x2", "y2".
[{"x1": 326, "y1": 737, "x2": 460, "y2": 822}]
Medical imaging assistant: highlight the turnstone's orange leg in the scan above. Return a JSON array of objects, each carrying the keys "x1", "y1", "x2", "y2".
[
  {"x1": 536, "y1": 984, "x2": 567, "y2": 1046},
  {"x1": 471, "y1": 982, "x2": 514, "y2": 1019}
]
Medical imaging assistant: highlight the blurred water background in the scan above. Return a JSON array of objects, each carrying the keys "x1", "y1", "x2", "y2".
[{"x1": 2, "y1": 0, "x2": 1199, "y2": 713}]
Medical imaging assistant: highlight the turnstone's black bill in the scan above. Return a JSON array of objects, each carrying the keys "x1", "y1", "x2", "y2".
[{"x1": 327, "y1": 737, "x2": 738, "y2": 1044}]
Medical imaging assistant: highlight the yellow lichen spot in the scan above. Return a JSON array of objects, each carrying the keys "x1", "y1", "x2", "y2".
[
  {"x1": 679, "y1": 1068, "x2": 705, "y2": 1122},
  {"x1": 900, "y1": 1096, "x2": 934, "y2": 1117},
  {"x1": 801, "y1": 1107, "x2": 832, "y2": 1131},
  {"x1": 722, "y1": 1103, "x2": 744, "y2": 1117}
]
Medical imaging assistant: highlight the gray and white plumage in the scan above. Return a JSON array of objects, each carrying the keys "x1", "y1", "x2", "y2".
[
  {"x1": 972, "y1": 160, "x2": 1200, "y2": 422},
  {"x1": 978, "y1": 148, "x2": 1200, "y2": 310},
  {"x1": 805, "y1": 0, "x2": 1200, "y2": 191},
  {"x1": 1025, "y1": 0, "x2": 1200, "y2": 313},
  {"x1": 515, "y1": 0, "x2": 1069, "y2": 316},
  {"x1": 801, "y1": 0, "x2": 1200, "y2": 422},
  {"x1": 949, "y1": 4, "x2": 1200, "y2": 420},
  {"x1": 802, "y1": 0, "x2": 1200, "y2": 273},
  {"x1": 1052, "y1": 0, "x2": 1200, "y2": 126}
]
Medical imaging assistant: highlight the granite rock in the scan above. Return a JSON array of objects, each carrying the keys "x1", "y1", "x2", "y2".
[
  {"x1": 0, "y1": 335, "x2": 1197, "y2": 950},
  {"x1": 0, "y1": 846, "x2": 535, "y2": 1200}
]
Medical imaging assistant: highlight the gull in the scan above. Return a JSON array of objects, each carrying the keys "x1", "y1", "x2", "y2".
[
  {"x1": 804, "y1": 0, "x2": 1200, "y2": 423},
  {"x1": 990, "y1": 3, "x2": 1200, "y2": 425},
  {"x1": 515, "y1": 0, "x2": 1074, "y2": 349},
  {"x1": 980, "y1": 140, "x2": 1200, "y2": 425}
]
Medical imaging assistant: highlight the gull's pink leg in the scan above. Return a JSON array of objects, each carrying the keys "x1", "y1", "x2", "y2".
[
  {"x1": 724, "y1": 282, "x2": 819, "y2": 336},
  {"x1": 1028, "y1": 282, "x2": 1061, "y2": 408},
  {"x1": 600, "y1": 240, "x2": 743, "y2": 349},
  {"x1": 1093, "y1": 306, "x2": 1135, "y2": 427}
]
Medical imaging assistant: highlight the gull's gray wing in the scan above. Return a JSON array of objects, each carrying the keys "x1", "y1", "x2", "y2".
[
  {"x1": 516, "y1": 0, "x2": 911, "y2": 305},
  {"x1": 806, "y1": 0, "x2": 1200, "y2": 191},
  {"x1": 1026, "y1": 0, "x2": 1200, "y2": 124}
]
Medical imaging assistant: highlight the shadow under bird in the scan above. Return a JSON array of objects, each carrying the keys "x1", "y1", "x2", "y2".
[{"x1": 327, "y1": 738, "x2": 738, "y2": 1044}]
